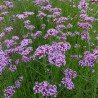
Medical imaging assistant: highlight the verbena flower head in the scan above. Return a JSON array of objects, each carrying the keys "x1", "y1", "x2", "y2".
[
  {"x1": 79, "y1": 51, "x2": 97, "y2": 67},
  {"x1": 61, "y1": 77, "x2": 74, "y2": 90},
  {"x1": 4, "y1": 86, "x2": 15, "y2": 98},
  {"x1": 64, "y1": 69, "x2": 77, "y2": 79},
  {"x1": 33, "y1": 81, "x2": 57, "y2": 97},
  {"x1": 81, "y1": 32, "x2": 90, "y2": 41},
  {"x1": 34, "y1": 0, "x2": 49, "y2": 5}
]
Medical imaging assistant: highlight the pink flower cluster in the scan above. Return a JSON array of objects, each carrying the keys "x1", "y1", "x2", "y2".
[
  {"x1": 0, "y1": 16, "x2": 4, "y2": 22},
  {"x1": 20, "y1": 39, "x2": 32, "y2": 47},
  {"x1": 44, "y1": 28, "x2": 59, "y2": 39},
  {"x1": 78, "y1": 22, "x2": 92, "y2": 30},
  {"x1": 4, "y1": 26, "x2": 13, "y2": 33},
  {"x1": 4, "y1": 76, "x2": 23, "y2": 98},
  {"x1": 0, "y1": 50, "x2": 11, "y2": 74},
  {"x1": 4, "y1": 86, "x2": 15, "y2": 98},
  {"x1": 78, "y1": 0, "x2": 89, "y2": 9},
  {"x1": 16, "y1": 12, "x2": 34, "y2": 19},
  {"x1": 80, "y1": 14, "x2": 94, "y2": 22},
  {"x1": 4, "y1": 1, "x2": 13, "y2": 8},
  {"x1": 31, "y1": 31, "x2": 42, "y2": 39},
  {"x1": 53, "y1": 17, "x2": 68, "y2": 24},
  {"x1": 61, "y1": 69, "x2": 77, "y2": 90},
  {"x1": 4, "y1": 39, "x2": 17, "y2": 48},
  {"x1": 81, "y1": 32, "x2": 90, "y2": 41},
  {"x1": 34, "y1": 42, "x2": 71, "y2": 67},
  {"x1": 64, "y1": 69, "x2": 77, "y2": 79},
  {"x1": 34, "y1": 0, "x2": 49, "y2": 5},
  {"x1": 33, "y1": 81, "x2": 57, "y2": 97},
  {"x1": 61, "y1": 77, "x2": 74, "y2": 90},
  {"x1": 90, "y1": 0, "x2": 98, "y2": 2},
  {"x1": 79, "y1": 51, "x2": 97, "y2": 67}
]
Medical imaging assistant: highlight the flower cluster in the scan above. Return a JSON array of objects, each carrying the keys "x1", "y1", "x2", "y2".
[
  {"x1": 78, "y1": 22, "x2": 92, "y2": 30},
  {"x1": 64, "y1": 69, "x2": 77, "y2": 79},
  {"x1": 4, "y1": 1, "x2": 13, "y2": 8},
  {"x1": 0, "y1": 16, "x2": 4, "y2": 22},
  {"x1": 53, "y1": 17, "x2": 68, "y2": 24},
  {"x1": 0, "y1": 50, "x2": 11, "y2": 74},
  {"x1": 31, "y1": 31, "x2": 42, "y2": 39},
  {"x1": 34, "y1": 0, "x2": 49, "y2": 5},
  {"x1": 81, "y1": 32, "x2": 90, "y2": 41},
  {"x1": 78, "y1": 0, "x2": 89, "y2": 9},
  {"x1": 44, "y1": 28, "x2": 59, "y2": 39},
  {"x1": 9, "y1": 65, "x2": 17, "y2": 72},
  {"x1": 4, "y1": 76, "x2": 23, "y2": 98},
  {"x1": 61, "y1": 69, "x2": 77, "y2": 90},
  {"x1": 90, "y1": 0, "x2": 98, "y2": 2},
  {"x1": 20, "y1": 39, "x2": 32, "y2": 47},
  {"x1": 16, "y1": 12, "x2": 34, "y2": 19},
  {"x1": 79, "y1": 51, "x2": 97, "y2": 67},
  {"x1": 4, "y1": 26, "x2": 13, "y2": 33},
  {"x1": 4, "y1": 86, "x2": 15, "y2": 98},
  {"x1": 4, "y1": 39, "x2": 17, "y2": 48},
  {"x1": 61, "y1": 77, "x2": 74, "y2": 90},
  {"x1": 34, "y1": 42, "x2": 71, "y2": 67},
  {"x1": 33, "y1": 81, "x2": 57, "y2": 97}
]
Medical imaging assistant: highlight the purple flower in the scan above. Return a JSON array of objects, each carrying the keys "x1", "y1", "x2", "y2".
[
  {"x1": 64, "y1": 69, "x2": 77, "y2": 79},
  {"x1": 9, "y1": 65, "x2": 17, "y2": 72},
  {"x1": 81, "y1": 32, "x2": 90, "y2": 41},
  {"x1": 15, "y1": 81, "x2": 21, "y2": 88},
  {"x1": 4, "y1": 86, "x2": 15, "y2": 98},
  {"x1": 61, "y1": 77, "x2": 74, "y2": 90},
  {"x1": 24, "y1": 25, "x2": 35, "y2": 30},
  {"x1": 33, "y1": 81, "x2": 57, "y2": 97},
  {"x1": 4, "y1": 26, "x2": 13, "y2": 33}
]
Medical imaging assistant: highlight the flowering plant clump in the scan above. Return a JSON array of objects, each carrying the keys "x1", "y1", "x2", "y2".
[{"x1": 0, "y1": 0, "x2": 98, "y2": 98}]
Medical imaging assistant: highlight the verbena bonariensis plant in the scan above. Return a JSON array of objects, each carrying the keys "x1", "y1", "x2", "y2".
[{"x1": 0, "y1": 0, "x2": 98, "y2": 98}]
